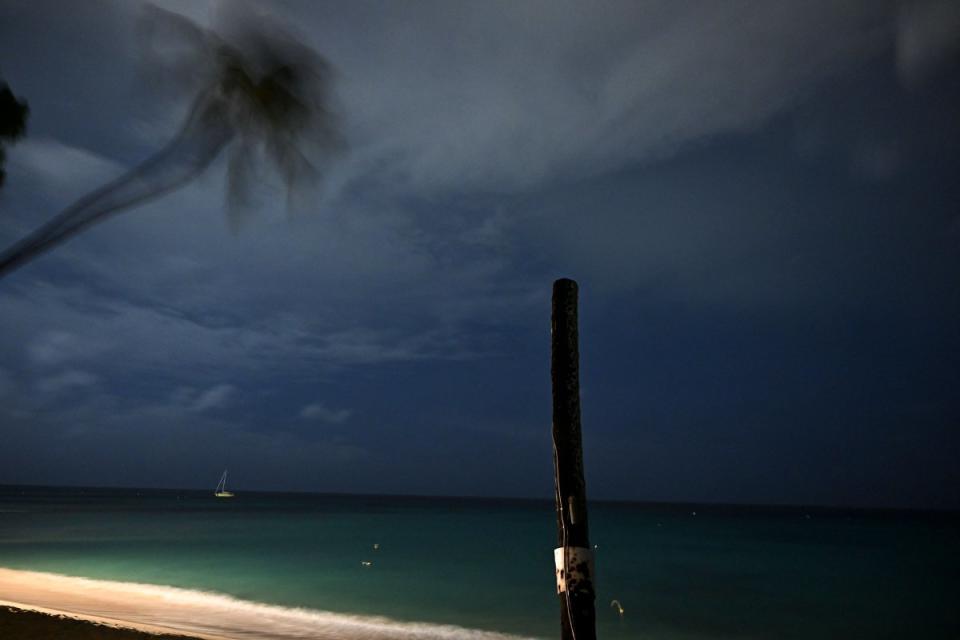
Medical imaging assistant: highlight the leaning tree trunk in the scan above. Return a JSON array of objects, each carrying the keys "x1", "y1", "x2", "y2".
[{"x1": 0, "y1": 92, "x2": 233, "y2": 279}]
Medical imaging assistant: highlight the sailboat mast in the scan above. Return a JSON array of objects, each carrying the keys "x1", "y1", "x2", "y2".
[{"x1": 215, "y1": 469, "x2": 234, "y2": 497}]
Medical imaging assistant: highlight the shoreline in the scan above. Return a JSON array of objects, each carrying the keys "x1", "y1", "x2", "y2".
[{"x1": 0, "y1": 568, "x2": 533, "y2": 640}]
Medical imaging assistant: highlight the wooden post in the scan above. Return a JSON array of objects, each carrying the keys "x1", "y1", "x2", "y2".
[{"x1": 551, "y1": 278, "x2": 596, "y2": 640}]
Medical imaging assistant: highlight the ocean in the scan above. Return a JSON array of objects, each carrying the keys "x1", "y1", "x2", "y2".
[{"x1": 0, "y1": 485, "x2": 957, "y2": 639}]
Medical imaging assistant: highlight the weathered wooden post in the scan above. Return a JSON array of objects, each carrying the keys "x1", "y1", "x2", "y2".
[{"x1": 551, "y1": 278, "x2": 597, "y2": 640}]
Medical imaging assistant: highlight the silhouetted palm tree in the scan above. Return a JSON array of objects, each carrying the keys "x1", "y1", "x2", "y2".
[
  {"x1": 0, "y1": 5, "x2": 340, "y2": 279},
  {"x1": 0, "y1": 81, "x2": 30, "y2": 191}
]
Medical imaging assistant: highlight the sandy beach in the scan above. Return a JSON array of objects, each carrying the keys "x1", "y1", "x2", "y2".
[
  {"x1": 0, "y1": 568, "x2": 531, "y2": 640},
  {"x1": 0, "y1": 568, "x2": 226, "y2": 640}
]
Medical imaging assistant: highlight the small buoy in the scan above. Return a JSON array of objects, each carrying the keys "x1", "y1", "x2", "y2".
[
  {"x1": 593, "y1": 544, "x2": 599, "y2": 550},
  {"x1": 691, "y1": 511, "x2": 697, "y2": 516},
  {"x1": 610, "y1": 599, "x2": 625, "y2": 618},
  {"x1": 373, "y1": 543, "x2": 380, "y2": 550},
  {"x1": 361, "y1": 560, "x2": 373, "y2": 567}
]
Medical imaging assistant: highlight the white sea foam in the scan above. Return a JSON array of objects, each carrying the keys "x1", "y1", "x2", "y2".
[{"x1": 0, "y1": 568, "x2": 538, "y2": 640}]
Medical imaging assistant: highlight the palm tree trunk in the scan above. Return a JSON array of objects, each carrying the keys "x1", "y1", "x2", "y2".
[{"x1": 0, "y1": 93, "x2": 234, "y2": 279}]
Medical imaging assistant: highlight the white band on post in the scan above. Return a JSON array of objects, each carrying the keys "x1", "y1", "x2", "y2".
[{"x1": 554, "y1": 546, "x2": 594, "y2": 594}]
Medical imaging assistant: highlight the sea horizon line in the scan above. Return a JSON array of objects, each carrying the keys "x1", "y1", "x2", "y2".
[{"x1": 1, "y1": 482, "x2": 956, "y2": 516}]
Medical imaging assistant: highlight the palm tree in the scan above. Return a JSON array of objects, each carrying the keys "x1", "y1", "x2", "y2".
[
  {"x1": 0, "y1": 81, "x2": 30, "y2": 191},
  {"x1": 0, "y1": 5, "x2": 340, "y2": 279}
]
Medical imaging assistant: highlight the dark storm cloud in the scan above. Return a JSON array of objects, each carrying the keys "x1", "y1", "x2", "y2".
[
  {"x1": 0, "y1": 0, "x2": 957, "y2": 506},
  {"x1": 896, "y1": 0, "x2": 960, "y2": 85},
  {"x1": 299, "y1": 0, "x2": 898, "y2": 193}
]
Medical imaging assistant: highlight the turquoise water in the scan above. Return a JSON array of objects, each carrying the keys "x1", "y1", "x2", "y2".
[{"x1": 0, "y1": 486, "x2": 957, "y2": 638}]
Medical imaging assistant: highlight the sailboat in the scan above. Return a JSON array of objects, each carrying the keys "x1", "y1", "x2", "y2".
[{"x1": 214, "y1": 470, "x2": 234, "y2": 498}]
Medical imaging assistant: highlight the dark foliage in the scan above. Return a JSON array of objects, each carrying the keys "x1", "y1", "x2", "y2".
[{"x1": 0, "y1": 82, "x2": 30, "y2": 190}]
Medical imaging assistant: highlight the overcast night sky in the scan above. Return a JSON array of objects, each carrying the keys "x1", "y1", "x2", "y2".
[{"x1": 0, "y1": 0, "x2": 957, "y2": 509}]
